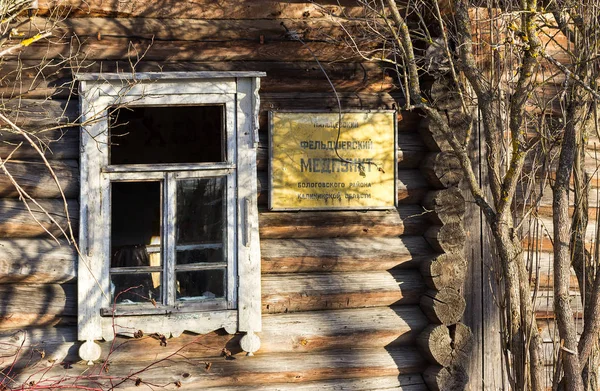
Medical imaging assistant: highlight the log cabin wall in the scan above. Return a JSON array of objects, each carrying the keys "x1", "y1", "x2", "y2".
[{"x1": 0, "y1": 1, "x2": 471, "y2": 390}]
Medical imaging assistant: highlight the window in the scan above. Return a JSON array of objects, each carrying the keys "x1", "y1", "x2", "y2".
[{"x1": 76, "y1": 73, "x2": 264, "y2": 363}]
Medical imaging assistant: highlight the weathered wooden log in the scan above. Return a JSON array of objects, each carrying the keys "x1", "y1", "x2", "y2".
[
  {"x1": 420, "y1": 152, "x2": 463, "y2": 189},
  {"x1": 420, "y1": 253, "x2": 467, "y2": 291},
  {"x1": 37, "y1": 0, "x2": 367, "y2": 19},
  {"x1": 1, "y1": 99, "x2": 77, "y2": 127},
  {"x1": 261, "y1": 236, "x2": 434, "y2": 273},
  {"x1": 8, "y1": 347, "x2": 427, "y2": 390},
  {"x1": 262, "y1": 270, "x2": 426, "y2": 313},
  {"x1": 0, "y1": 239, "x2": 76, "y2": 283},
  {"x1": 424, "y1": 223, "x2": 466, "y2": 253},
  {"x1": 0, "y1": 236, "x2": 433, "y2": 285},
  {"x1": 262, "y1": 306, "x2": 429, "y2": 352},
  {"x1": 0, "y1": 306, "x2": 428, "y2": 366},
  {"x1": 0, "y1": 273, "x2": 425, "y2": 321},
  {"x1": 259, "y1": 206, "x2": 428, "y2": 238},
  {"x1": 418, "y1": 114, "x2": 470, "y2": 153},
  {"x1": 423, "y1": 364, "x2": 469, "y2": 391},
  {"x1": 0, "y1": 128, "x2": 79, "y2": 160},
  {"x1": 199, "y1": 376, "x2": 428, "y2": 391},
  {"x1": 417, "y1": 324, "x2": 453, "y2": 366},
  {"x1": 40, "y1": 17, "x2": 370, "y2": 43},
  {"x1": 415, "y1": 322, "x2": 472, "y2": 367},
  {"x1": 0, "y1": 284, "x2": 76, "y2": 317},
  {"x1": 451, "y1": 322, "x2": 473, "y2": 364},
  {"x1": 15, "y1": 39, "x2": 370, "y2": 63},
  {"x1": 0, "y1": 314, "x2": 76, "y2": 331},
  {"x1": 422, "y1": 188, "x2": 465, "y2": 225},
  {"x1": 0, "y1": 199, "x2": 78, "y2": 238},
  {"x1": 420, "y1": 288, "x2": 466, "y2": 325},
  {"x1": 0, "y1": 63, "x2": 395, "y2": 97},
  {"x1": 0, "y1": 160, "x2": 79, "y2": 199}
]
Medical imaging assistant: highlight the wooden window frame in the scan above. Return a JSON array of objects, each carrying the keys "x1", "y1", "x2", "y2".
[{"x1": 76, "y1": 72, "x2": 264, "y2": 363}]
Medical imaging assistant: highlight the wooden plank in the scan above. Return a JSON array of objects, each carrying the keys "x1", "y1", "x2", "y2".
[
  {"x1": 200, "y1": 376, "x2": 428, "y2": 391},
  {"x1": 0, "y1": 98, "x2": 77, "y2": 127},
  {"x1": 0, "y1": 160, "x2": 79, "y2": 198},
  {"x1": 261, "y1": 236, "x2": 433, "y2": 273},
  {"x1": 0, "y1": 236, "x2": 432, "y2": 285},
  {"x1": 7, "y1": 347, "x2": 427, "y2": 390},
  {"x1": 0, "y1": 284, "x2": 76, "y2": 317},
  {"x1": 259, "y1": 206, "x2": 429, "y2": 238},
  {"x1": 462, "y1": 98, "x2": 505, "y2": 389},
  {"x1": 0, "y1": 128, "x2": 79, "y2": 160},
  {"x1": 0, "y1": 273, "x2": 425, "y2": 323},
  {"x1": 39, "y1": 17, "x2": 367, "y2": 45},
  {"x1": 37, "y1": 0, "x2": 367, "y2": 19},
  {"x1": 0, "y1": 306, "x2": 428, "y2": 367},
  {"x1": 0, "y1": 314, "x2": 76, "y2": 330},
  {"x1": 14, "y1": 39, "x2": 371, "y2": 63},
  {"x1": 0, "y1": 199, "x2": 78, "y2": 238},
  {"x1": 0, "y1": 62, "x2": 394, "y2": 97},
  {"x1": 0, "y1": 239, "x2": 76, "y2": 283},
  {"x1": 262, "y1": 270, "x2": 426, "y2": 313}
]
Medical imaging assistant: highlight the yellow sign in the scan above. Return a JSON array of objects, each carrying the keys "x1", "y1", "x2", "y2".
[{"x1": 269, "y1": 111, "x2": 396, "y2": 210}]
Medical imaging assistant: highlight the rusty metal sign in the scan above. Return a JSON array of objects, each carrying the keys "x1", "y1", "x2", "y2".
[{"x1": 269, "y1": 111, "x2": 396, "y2": 210}]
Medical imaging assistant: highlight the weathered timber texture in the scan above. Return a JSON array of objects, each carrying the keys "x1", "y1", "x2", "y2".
[
  {"x1": 0, "y1": 239, "x2": 76, "y2": 283},
  {"x1": 424, "y1": 223, "x2": 466, "y2": 253},
  {"x1": 0, "y1": 199, "x2": 78, "y2": 238},
  {"x1": 420, "y1": 288, "x2": 467, "y2": 325},
  {"x1": 259, "y1": 206, "x2": 428, "y2": 238},
  {"x1": 261, "y1": 236, "x2": 434, "y2": 273},
  {"x1": 41, "y1": 17, "x2": 371, "y2": 42},
  {"x1": 0, "y1": 284, "x2": 76, "y2": 318},
  {"x1": 14, "y1": 39, "x2": 370, "y2": 63},
  {"x1": 416, "y1": 323, "x2": 473, "y2": 367},
  {"x1": 37, "y1": 0, "x2": 368, "y2": 19},
  {"x1": 0, "y1": 307, "x2": 428, "y2": 367},
  {"x1": 422, "y1": 188, "x2": 466, "y2": 225},
  {"x1": 262, "y1": 271, "x2": 426, "y2": 313},
  {"x1": 420, "y1": 253, "x2": 468, "y2": 291},
  {"x1": 0, "y1": 236, "x2": 432, "y2": 284},
  {"x1": 423, "y1": 364, "x2": 469, "y2": 391},
  {"x1": 198, "y1": 376, "x2": 428, "y2": 391},
  {"x1": 8, "y1": 348, "x2": 427, "y2": 390},
  {"x1": 0, "y1": 160, "x2": 78, "y2": 198},
  {"x1": 0, "y1": 2, "x2": 443, "y2": 389},
  {"x1": 1, "y1": 273, "x2": 427, "y2": 325},
  {"x1": 0, "y1": 128, "x2": 79, "y2": 160},
  {"x1": 420, "y1": 152, "x2": 463, "y2": 189}
]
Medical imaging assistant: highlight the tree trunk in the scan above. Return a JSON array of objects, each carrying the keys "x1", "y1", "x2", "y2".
[{"x1": 553, "y1": 99, "x2": 584, "y2": 391}]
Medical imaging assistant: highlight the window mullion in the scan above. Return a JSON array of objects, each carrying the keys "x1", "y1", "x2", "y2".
[{"x1": 164, "y1": 172, "x2": 177, "y2": 306}]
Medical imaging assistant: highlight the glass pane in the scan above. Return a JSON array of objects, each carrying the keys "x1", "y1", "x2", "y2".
[
  {"x1": 176, "y1": 177, "x2": 226, "y2": 265},
  {"x1": 109, "y1": 105, "x2": 224, "y2": 164},
  {"x1": 177, "y1": 247, "x2": 223, "y2": 265},
  {"x1": 111, "y1": 272, "x2": 162, "y2": 304},
  {"x1": 110, "y1": 181, "x2": 161, "y2": 268},
  {"x1": 176, "y1": 270, "x2": 225, "y2": 301}
]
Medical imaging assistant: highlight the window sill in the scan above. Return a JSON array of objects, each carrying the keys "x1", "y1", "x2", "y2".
[{"x1": 100, "y1": 299, "x2": 229, "y2": 317}]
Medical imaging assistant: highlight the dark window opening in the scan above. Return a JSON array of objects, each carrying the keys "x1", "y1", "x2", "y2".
[
  {"x1": 109, "y1": 105, "x2": 224, "y2": 164},
  {"x1": 110, "y1": 181, "x2": 162, "y2": 303}
]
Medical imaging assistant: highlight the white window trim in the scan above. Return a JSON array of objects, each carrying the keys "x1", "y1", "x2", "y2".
[{"x1": 76, "y1": 72, "x2": 264, "y2": 363}]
